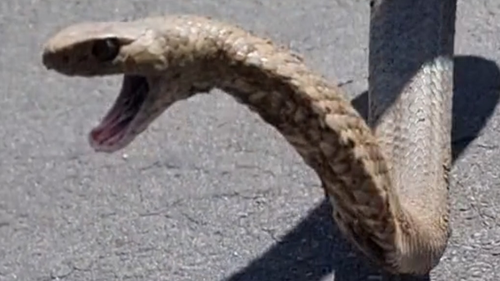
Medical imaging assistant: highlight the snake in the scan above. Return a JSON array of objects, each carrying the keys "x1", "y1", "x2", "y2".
[{"x1": 40, "y1": 0, "x2": 456, "y2": 276}]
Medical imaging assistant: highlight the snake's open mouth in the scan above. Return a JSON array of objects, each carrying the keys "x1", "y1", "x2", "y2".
[{"x1": 89, "y1": 75, "x2": 149, "y2": 152}]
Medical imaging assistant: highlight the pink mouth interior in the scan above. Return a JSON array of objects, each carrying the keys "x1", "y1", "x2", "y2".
[
  {"x1": 90, "y1": 108, "x2": 131, "y2": 145},
  {"x1": 89, "y1": 75, "x2": 148, "y2": 151}
]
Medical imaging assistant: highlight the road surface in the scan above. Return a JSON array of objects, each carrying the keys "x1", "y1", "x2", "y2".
[{"x1": 0, "y1": 0, "x2": 499, "y2": 280}]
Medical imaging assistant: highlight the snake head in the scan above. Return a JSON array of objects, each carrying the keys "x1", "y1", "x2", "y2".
[
  {"x1": 42, "y1": 21, "x2": 169, "y2": 76},
  {"x1": 41, "y1": 21, "x2": 184, "y2": 153}
]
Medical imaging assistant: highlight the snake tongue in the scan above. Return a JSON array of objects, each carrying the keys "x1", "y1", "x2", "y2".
[{"x1": 89, "y1": 75, "x2": 149, "y2": 152}]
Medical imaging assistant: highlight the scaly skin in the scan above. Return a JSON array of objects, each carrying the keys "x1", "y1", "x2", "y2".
[{"x1": 41, "y1": 2, "x2": 455, "y2": 275}]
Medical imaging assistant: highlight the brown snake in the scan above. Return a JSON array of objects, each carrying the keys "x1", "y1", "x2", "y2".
[{"x1": 41, "y1": 0, "x2": 457, "y2": 275}]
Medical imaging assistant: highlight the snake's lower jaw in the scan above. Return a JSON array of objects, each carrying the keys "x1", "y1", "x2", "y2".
[
  {"x1": 87, "y1": 75, "x2": 150, "y2": 153},
  {"x1": 87, "y1": 116, "x2": 155, "y2": 153},
  {"x1": 87, "y1": 125, "x2": 132, "y2": 153},
  {"x1": 88, "y1": 132, "x2": 124, "y2": 153}
]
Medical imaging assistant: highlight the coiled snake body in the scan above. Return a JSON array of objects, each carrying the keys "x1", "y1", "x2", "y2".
[{"x1": 41, "y1": 0, "x2": 456, "y2": 275}]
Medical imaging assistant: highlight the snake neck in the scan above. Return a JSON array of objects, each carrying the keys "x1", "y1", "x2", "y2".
[
  {"x1": 156, "y1": 19, "x2": 410, "y2": 269},
  {"x1": 213, "y1": 50, "x2": 419, "y2": 266},
  {"x1": 146, "y1": 15, "x2": 450, "y2": 273},
  {"x1": 215, "y1": 48, "x2": 453, "y2": 275}
]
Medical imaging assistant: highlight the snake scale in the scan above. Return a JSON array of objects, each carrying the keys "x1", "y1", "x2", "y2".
[{"x1": 41, "y1": 0, "x2": 457, "y2": 275}]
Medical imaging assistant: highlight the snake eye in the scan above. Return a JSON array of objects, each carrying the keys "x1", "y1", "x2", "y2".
[{"x1": 91, "y1": 38, "x2": 120, "y2": 62}]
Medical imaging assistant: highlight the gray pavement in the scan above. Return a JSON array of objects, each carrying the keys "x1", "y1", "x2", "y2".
[{"x1": 0, "y1": 0, "x2": 499, "y2": 280}]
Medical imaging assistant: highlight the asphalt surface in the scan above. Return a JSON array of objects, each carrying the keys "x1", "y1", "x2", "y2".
[{"x1": 1, "y1": 0, "x2": 499, "y2": 280}]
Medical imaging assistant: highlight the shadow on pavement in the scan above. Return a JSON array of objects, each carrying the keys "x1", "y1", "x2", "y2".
[{"x1": 223, "y1": 55, "x2": 500, "y2": 281}]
